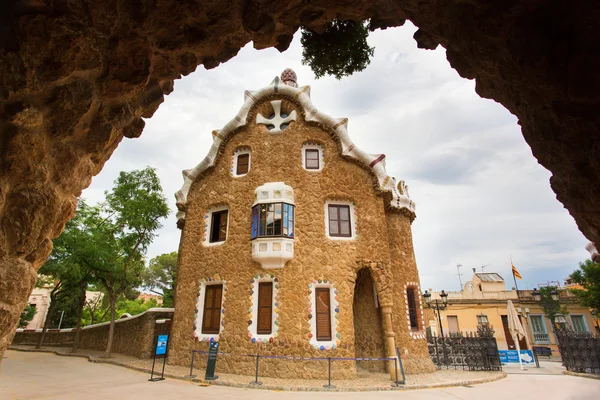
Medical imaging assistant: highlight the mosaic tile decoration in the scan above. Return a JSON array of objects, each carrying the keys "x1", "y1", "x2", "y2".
[
  {"x1": 230, "y1": 146, "x2": 251, "y2": 177},
  {"x1": 247, "y1": 273, "x2": 280, "y2": 342},
  {"x1": 175, "y1": 70, "x2": 416, "y2": 225},
  {"x1": 404, "y1": 281, "x2": 426, "y2": 340},
  {"x1": 307, "y1": 279, "x2": 340, "y2": 350},
  {"x1": 193, "y1": 275, "x2": 227, "y2": 342}
]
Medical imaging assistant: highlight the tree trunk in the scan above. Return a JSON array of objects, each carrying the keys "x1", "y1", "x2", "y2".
[
  {"x1": 104, "y1": 292, "x2": 116, "y2": 357},
  {"x1": 36, "y1": 293, "x2": 57, "y2": 349},
  {"x1": 72, "y1": 282, "x2": 86, "y2": 352}
]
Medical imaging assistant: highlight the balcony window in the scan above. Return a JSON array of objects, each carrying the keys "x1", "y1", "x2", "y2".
[{"x1": 251, "y1": 203, "x2": 294, "y2": 239}]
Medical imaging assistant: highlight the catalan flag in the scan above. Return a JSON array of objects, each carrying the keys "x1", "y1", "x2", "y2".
[{"x1": 512, "y1": 263, "x2": 522, "y2": 280}]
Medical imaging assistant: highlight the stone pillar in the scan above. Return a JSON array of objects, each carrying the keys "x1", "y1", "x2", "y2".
[
  {"x1": 0, "y1": 258, "x2": 39, "y2": 360},
  {"x1": 380, "y1": 304, "x2": 398, "y2": 381}
]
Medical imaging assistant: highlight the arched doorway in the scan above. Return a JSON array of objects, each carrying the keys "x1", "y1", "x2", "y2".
[{"x1": 353, "y1": 268, "x2": 386, "y2": 373}]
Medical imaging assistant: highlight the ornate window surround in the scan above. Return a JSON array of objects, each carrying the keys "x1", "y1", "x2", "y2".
[
  {"x1": 231, "y1": 147, "x2": 251, "y2": 177},
  {"x1": 404, "y1": 282, "x2": 426, "y2": 340},
  {"x1": 247, "y1": 274, "x2": 280, "y2": 342},
  {"x1": 301, "y1": 142, "x2": 325, "y2": 172},
  {"x1": 324, "y1": 200, "x2": 357, "y2": 240},
  {"x1": 307, "y1": 279, "x2": 340, "y2": 350},
  {"x1": 193, "y1": 276, "x2": 227, "y2": 342},
  {"x1": 203, "y1": 204, "x2": 229, "y2": 247}
]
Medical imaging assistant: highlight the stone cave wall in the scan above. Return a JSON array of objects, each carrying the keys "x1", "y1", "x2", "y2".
[{"x1": 1, "y1": 0, "x2": 599, "y2": 361}]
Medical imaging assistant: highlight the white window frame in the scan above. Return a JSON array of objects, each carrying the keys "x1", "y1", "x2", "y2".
[
  {"x1": 324, "y1": 200, "x2": 357, "y2": 240},
  {"x1": 308, "y1": 281, "x2": 339, "y2": 350},
  {"x1": 232, "y1": 148, "x2": 251, "y2": 177},
  {"x1": 248, "y1": 277, "x2": 279, "y2": 342},
  {"x1": 193, "y1": 279, "x2": 226, "y2": 342},
  {"x1": 301, "y1": 143, "x2": 325, "y2": 172},
  {"x1": 204, "y1": 205, "x2": 229, "y2": 247},
  {"x1": 529, "y1": 314, "x2": 551, "y2": 344},
  {"x1": 570, "y1": 314, "x2": 589, "y2": 333}
]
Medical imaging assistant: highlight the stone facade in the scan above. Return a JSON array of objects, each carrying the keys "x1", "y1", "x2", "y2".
[{"x1": 169, "y1": 72, "x2": 435, "y2": 379}]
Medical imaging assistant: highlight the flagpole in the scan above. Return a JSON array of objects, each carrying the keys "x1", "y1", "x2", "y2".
[{"x1": 511, "y1": 256, "x2": 520, "y2": 300}]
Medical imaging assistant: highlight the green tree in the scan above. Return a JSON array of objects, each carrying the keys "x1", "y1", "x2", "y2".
[
  {"x1": 87, "y1": 167, "x2": 169, "y2": 357},
  {"x1": 18, "y1": 304, "x2": 36, "y2": 328},
  {"x1": 569, "y1": 259, "x2": 600, "y2": 332},
  {"x1": 301, "y1": 20, "x2": 375, "y2": 80},
  {"x1": 143, "y1": 252, "x2": 178, "y2": 307},
  {"x1": 538, "y1": 286, "x2": 569, "y2": 327},
  {"x1": 115, "y1": 297, "x2": 159, "y2": 318}
]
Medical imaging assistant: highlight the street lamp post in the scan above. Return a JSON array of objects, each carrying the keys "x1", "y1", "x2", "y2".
[{"x1": 423, "y1": 290, "x2": 449, "y2": 338}]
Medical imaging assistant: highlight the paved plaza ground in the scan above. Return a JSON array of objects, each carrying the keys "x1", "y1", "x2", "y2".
[{"x1": 1, "y1": 350, "x2": 599, "y2": 399}]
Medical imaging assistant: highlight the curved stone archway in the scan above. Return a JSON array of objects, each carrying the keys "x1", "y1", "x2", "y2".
[{"x1": 1, "y1": 0, "x2": 599, "y2": 358}]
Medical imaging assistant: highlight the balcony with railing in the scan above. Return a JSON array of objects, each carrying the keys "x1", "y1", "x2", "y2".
[{"x1": 533, "y1": 332, "x2": 551, "y2": 344}]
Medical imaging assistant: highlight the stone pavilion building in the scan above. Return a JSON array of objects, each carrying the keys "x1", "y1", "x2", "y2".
[{"x1": 170, "y1": 70, "x2": 435, "y2": 379}]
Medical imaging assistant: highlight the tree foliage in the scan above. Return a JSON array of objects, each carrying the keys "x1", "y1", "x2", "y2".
[
  {"x1": 18, "y1": 304, "x2": 37, "y2": 328},
  {"x1": 538, "y1": 286, "x2": 569, "y2": 324},
  {"x1": 143, "y1": 251, "x2": 178, "y2": 307},
  {"x1": 301, "y1": 20, "x2": 375, "y2": 80},
  {"x1": 39, "y1": 167, "x2": 169, "y2": 356},
  {"x1": 569, "y1": 259, "x2": 600, "y2": 329}
]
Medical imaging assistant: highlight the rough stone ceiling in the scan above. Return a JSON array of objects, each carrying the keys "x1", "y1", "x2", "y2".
[{"x1": 0, "y1": 0, "x2": 599, "y2": 356}]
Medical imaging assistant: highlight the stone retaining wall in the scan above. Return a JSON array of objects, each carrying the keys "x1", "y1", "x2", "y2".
[{"x1": 11, "y1": 308, "x2": 174, "y2": 359}]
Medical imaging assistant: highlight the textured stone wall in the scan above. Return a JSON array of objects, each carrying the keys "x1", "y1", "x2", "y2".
[
  {"x1": 386, "y1": 212, "x2": 436, "y2": 373},
  {"x1": 2, "y1": 0, "x2": 599, "y2": 361},
  {"x1": 11, "y1": 309, "x2": 173, "y2": 358},
  {"x1": 353, "y1": 268, "x2": 386, "y2": 373},
  {"x1": 170, "y1": 97, "x2": 431, "y2": 378}
]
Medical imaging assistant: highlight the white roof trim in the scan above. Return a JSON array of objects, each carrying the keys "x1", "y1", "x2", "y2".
[{"x1": 175, "y1": 75, "x2": 416, "y2": 224}]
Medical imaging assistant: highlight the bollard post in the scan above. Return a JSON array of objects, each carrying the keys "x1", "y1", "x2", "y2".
[
  {"x1": 185, "y1": 351, "x2": 197, "y2": 378},
  {"x1": 323, "y1": 357, "x2": 336, "y2": 388},
  {"x1": 249, "y1": 347, "x2": 262, "y2": 385}
]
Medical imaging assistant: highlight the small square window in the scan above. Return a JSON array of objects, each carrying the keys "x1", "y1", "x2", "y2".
[
  {"x1": 210, "y1": 210, "x2": 228, "y2": 243},
  {"x1": 236, "y1": 153, "x2": 250, "y2": 175},
  {"x1": 305, "y1": 149, "x2": 320, "y2": 170},
  {"x1": 328, "y1": 204, "x2": 351, "y2": 237}
]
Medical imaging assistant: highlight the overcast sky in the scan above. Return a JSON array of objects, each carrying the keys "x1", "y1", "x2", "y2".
[{"x1": 82, "y1": 22, "x2": 590, "y2": 293}]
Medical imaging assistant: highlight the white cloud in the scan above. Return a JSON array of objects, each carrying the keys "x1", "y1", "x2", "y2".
[{"x1": 82, "y1": 22, "x2": 589, "y2": 292}]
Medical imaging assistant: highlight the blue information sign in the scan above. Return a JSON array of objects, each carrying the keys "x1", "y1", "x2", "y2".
[
  {"x1": 498, "y1": 349, "x2": 534, "y2": 364},
  {"x1": 156, "y1": 334, "x2": 168, "y2": 356}
]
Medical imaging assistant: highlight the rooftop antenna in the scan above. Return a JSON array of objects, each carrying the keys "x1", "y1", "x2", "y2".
[
  {"x1": 456, "y1": 264, "x2": 463, "y2": 290},
  {"x1": 481, "y1": 264, "x2": 491, "y2": 273}
]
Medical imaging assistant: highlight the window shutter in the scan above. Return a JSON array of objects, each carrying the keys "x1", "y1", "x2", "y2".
[
  {"x1": 237, "y1": 154, "x2": 249, "y2": 175},
  {"x1": 257, "y1": 282, "x2": 273, "y2": 334},
  {"x1": 315, "y1": 288, "x2": 332, "y2": 341},
  {"x1": 202, "y1": 284, "x2": 223, "y2": 334},
  {"x1": 218, "y1": 211, "x2": 228, "y2": 241}
]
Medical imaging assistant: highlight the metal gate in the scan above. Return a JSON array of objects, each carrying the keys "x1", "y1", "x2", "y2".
[
  {"x1": 555, "y1": 328, "x2": 600, "y2": 374},
  {"x1": 427, "y1": 327, "x2": 502, "y2": 371}
]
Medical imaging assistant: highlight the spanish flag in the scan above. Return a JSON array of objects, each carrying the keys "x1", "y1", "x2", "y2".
[{"x1": 512, "y1": 263, "x2": 523, "y2": 280}]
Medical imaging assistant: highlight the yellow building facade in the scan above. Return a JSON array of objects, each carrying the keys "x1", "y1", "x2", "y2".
[{"x1": 427, "y1": 272, "x2": 598, "y2": 355}]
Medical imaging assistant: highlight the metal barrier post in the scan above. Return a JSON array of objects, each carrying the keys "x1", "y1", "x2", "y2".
[
  {"x1": 323, "y1": 357, "x2": 335, "y2": 388},
  {"x1": 185, "y1": 351, "x2": 197, "y2": 378},
  {"x1": 249, "y1": 350, "x2": 262, "y2": 385},
  {"x1": 394, "y1": 347, "x2": 406, "y2": 385},
  {"x1": 533, "y1": 350, "x2": 540, "y2": 368}
]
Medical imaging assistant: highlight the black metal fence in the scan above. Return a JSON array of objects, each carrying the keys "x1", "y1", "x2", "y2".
[
  {"x1": 555, "y1": 328, "x2": 600, "y2": 374},
  {"x1": 427, "y1": 327, "x2": 502, "y2": 371}
]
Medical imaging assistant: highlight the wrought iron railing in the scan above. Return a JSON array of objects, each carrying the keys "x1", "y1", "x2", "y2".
[
  {"x1": 555, "y1": 328, "x2": 600, "y2": 374},
  {"x1": 426, "y1": 326, "x2": 502, "y2": 371},
  {"x1": 533, "y1": 332, "x2": 551, "y2": 344}
]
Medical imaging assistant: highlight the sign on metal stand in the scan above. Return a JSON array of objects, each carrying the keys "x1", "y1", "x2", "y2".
[
  {"x1": 393, "y1": 347, "x2": 406, "y2": 386},
  {"x1": 149, "y1": 334, "x2": 169, "y2": 382},
  {"x1": 205, "y1": 341, "x2": 219, "y2": 381}
]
